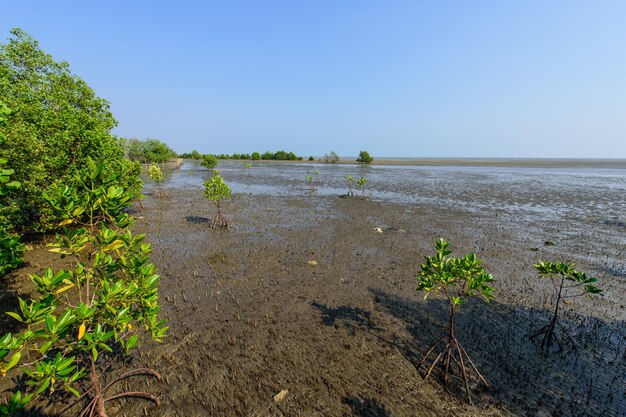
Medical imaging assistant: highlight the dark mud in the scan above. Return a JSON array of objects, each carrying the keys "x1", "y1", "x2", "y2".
[{"x1": 4, "y1": 162, "x2": 626, "y2": 416}]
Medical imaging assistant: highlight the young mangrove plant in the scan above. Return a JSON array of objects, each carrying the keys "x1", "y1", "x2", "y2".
[
  {"x1": 305, "y1": 174, "x2": 315, "y2": 192},
  {"x1": 0, "y1": 158, "x2": 168, "y2": 416},
  {"x1": 345, "y1": 175, "x2": 356, "y2": 196},
  {"x1": 417, "y1": 238, "x2": 494, "y2": 403},
  {"x1": 148, "y1": 163, "x2": 167, "y2": 198},
  {"x1": 201, "y1": 154, "x2": 218, "y2": 169},
  {"x1": 305, "y1": 168, "x2": 319, "y2": 193},
  {"x1": 204, "y1": 170, "x2": 231, "y2": 229},
  {"x1": 356, "y1": 177, "x2": 367, "y2": 197},
  {"x1": 531, "y1": 261, "x2": 602, "y2": 353}
]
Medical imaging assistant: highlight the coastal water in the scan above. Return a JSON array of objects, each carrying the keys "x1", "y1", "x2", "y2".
[{"x1": 161, "y1": 160, "x2": 626, "y2": 221}]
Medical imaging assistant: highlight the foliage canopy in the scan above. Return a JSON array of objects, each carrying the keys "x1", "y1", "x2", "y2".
[
  {"x1": 356, "y1": 150, "x2": 373, "y2": 164},
  {"x1": 0, "y1": 28, "x2": 142, "y2": 232},
  {"x1": 126, "y1": 138, "x2": 176, "y2": 164},
  {"x1": 0, "y1": 158, "x2": 167, "y2": 415}
]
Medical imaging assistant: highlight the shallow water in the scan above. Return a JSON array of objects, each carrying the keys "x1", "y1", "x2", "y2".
[{"x1": 162, "y1": 160, "x2": 626, "y2": 221}]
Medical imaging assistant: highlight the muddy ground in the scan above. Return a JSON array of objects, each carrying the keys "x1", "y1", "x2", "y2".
[{"x1": 3, "y1": 165, "x2": 626, "y2": 417}]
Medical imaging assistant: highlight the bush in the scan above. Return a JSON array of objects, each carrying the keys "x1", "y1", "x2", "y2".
[
  {"x1": 204, "y1": 170, "x2": 231, "y2": 228},
  {"x1": 0, "y1": 227, "x2": 23, "y2": 277},
  {"x1": 356, "y1": 150, "x2": 373, "y2": 164},
  {"x1": 417, "y1": 239, "x2": 494, "y2": 402},
  {"x1": 251, "y1": 152, "x2": 261, "y2": 160},
  {"x1": 531, "y1": 261, "x2": 602, "y2": 352},
  {"x1": 126, "y1": 138, "x2": 176, "y2": 163},
  {"x1": 323, "y1": 151, "x2": 340, "y2": 163},
  {"x1": 0, "y1": 29, "x2": 142, "y2": 233},
  {"x1": 0, "y1": 135, "x2": 23, "y2": 278},
  {"x1": 0, "y1": 158, "x2": 167, "y2": 415},
  {"x1": 201, "y1": 154, "x2": 218, "y2": 169}
]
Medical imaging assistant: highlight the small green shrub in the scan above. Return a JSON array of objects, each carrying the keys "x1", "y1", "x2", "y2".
[
  {"x1": 531, "y1": 261, "x2": 602, "y2": 352},
  {"x1": 345, "y1": 175, "x2": 355, "y2": 196},
  {"x1": 356, "y1": 150, "x2": 373, "y2": 164},
  {"x1": 148, "y1": 163, "x2": 166, "y2": 197},
  {"x1": 201, "y1": 154, "x2": 218, "y2": 169},
  {"x1": 0, "y1": 158, "x2": 167, "y2": 416},
  {"x1": 356, "y1": 177, "x2": 367, "y2": 197},
  {"x1": 204, "y1": 170, "x2": 231, "y2": 229},
  {"x1": 417, "y1": 238, "x2": 494, "y2": 403}
]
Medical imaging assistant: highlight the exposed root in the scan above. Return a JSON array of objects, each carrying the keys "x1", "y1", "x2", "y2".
[
  {"x1": 530, "y1": 319, "x2": 576, "y2": 353},
  {"x1": 57, "y1": 365, "x2": 163, "y2": 417},
  {"x1": 153, "y1": 185, "x2": 168, "y2": 198},
  {"x1": 211, "y1": 210, "x2": 230, "y2": 229},
  {"x1": 418, "y1": 332, "x2": 489, "y2": 404}
]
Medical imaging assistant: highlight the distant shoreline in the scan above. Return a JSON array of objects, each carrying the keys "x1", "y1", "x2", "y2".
[
  {"x1": 213, "y1": 157, "x2": 626, "y2": 169},
  {"x1": 366, "y1": 158, "x2": 626, "y2": 169},
  {"x1": 199, "y1": 156, "x2": 626, "y2": 169}
]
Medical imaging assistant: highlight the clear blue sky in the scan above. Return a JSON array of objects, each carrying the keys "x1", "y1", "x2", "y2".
[{"x1": 3, "y1": 1, "x2": 626, "y2": 158}]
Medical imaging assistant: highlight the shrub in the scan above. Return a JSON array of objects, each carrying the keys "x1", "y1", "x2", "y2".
[
  {"x1": 531, "y1": 261, "x2": 602, "y2": 352},
  {"x1": 148, "y1": 163, "x2": 167, "y2": 198},
  {"x1": 201, "y1": 154, "x2": 218, "y2": 169},
  {"x1": 204, "y1": 170, "x2": 231, "y2": 229},
  {"x1": 356, "y1": 150, "x2": 373, "y2": 164},
  {"x1": 345, "y1": 175, "x2": 355, "y2": 196},
  {"x1": 251, "y1": 152, "x2": 261, "y2": 160},
  {"x1": 0, "y1": 29, "x2": 142, "y2": 233},
  {"x1": 126, "y1": 138, "x2": 176, "y2": 163},
  {"x1": 417, "y1": 238, "x2": 494, "y2": 403},
  {"x1": 356, "y1": 177, "x2": 367, "y2": 197},
  {"x1": 0, "y1": 158, "x2": 167, "y2": 415},
  {"x1": 0, "y1": 156, "x2": 24, "y2": 277},
  {"x1": 323, "y1": 151, "x2": 340, "y2": 163}
]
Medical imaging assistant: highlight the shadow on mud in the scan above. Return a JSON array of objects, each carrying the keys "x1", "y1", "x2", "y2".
[
  {"x1": 368, "y1": 289, "x2": 626, "y2": 417},
  {"x1": 343, "y1": 396, "x2": 392, "y2": 417},
  {"x1": 310, "y1": 302, "x2": 381, "y2": 336},
  {"x1": 185, "y1": 215, "x2": 210, "y2": 224}
]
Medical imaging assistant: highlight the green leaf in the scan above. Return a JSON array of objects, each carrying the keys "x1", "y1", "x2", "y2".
[
  {"x1": 36, "y1": 377, "x2": 51, "y2": 394},
  {"x1": 5, "y1": 351, "x2": 21, "y2": 371},
  {"x1": 5, "y1": 312, "x2": 23, "y2": 322}
]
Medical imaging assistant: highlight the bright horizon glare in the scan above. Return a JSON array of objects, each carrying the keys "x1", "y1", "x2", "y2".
[{"x1": 3, "y1": 1, "x2": 626, "y2": 158}]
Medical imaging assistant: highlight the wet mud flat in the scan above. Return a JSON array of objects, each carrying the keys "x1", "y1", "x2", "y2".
[
  {"x1": 5, "y1": 163, "x2": 626, "y2": 416},
  {"x1": 124, "y1": 168, "x2": 625, "y2": 417}
]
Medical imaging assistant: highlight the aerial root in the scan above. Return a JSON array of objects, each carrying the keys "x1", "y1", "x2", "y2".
[{"x1": 418, "y1": 333, "x2": 490, "y2": 404}]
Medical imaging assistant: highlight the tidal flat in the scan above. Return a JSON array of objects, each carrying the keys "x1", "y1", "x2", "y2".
[{"x1": 11, "y1": 160, "x2": 626, "y2": 416}]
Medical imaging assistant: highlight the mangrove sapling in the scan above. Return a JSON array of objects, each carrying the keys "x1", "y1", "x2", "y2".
[
  {"x1": 305, "y1": 174, "x2": 315, "y2": 192},
  {"x1": 148, "y1": 163, "x2": 167, "y2": 197},
  {"x1": 204, "y1": 170, "x2": 231, "y2": 229},
  {"x1": 0, "y1": 158, "x2": 167, "y2": 416},
  {"x1": 356, "y1": 177, "x2": 367, "y2": 198},
  {"x1": 345, "y1": 175, "x2": 356, "y2": 196},
  {"x1": 201, "y1": 154, "x2": 218, "y2": 169},
  {"x1": 531, "y1": 261, "x2": 602, "y2": 353},
  {"x1": 417, "y1": 238, "x2": 494, "y2": 403}
]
